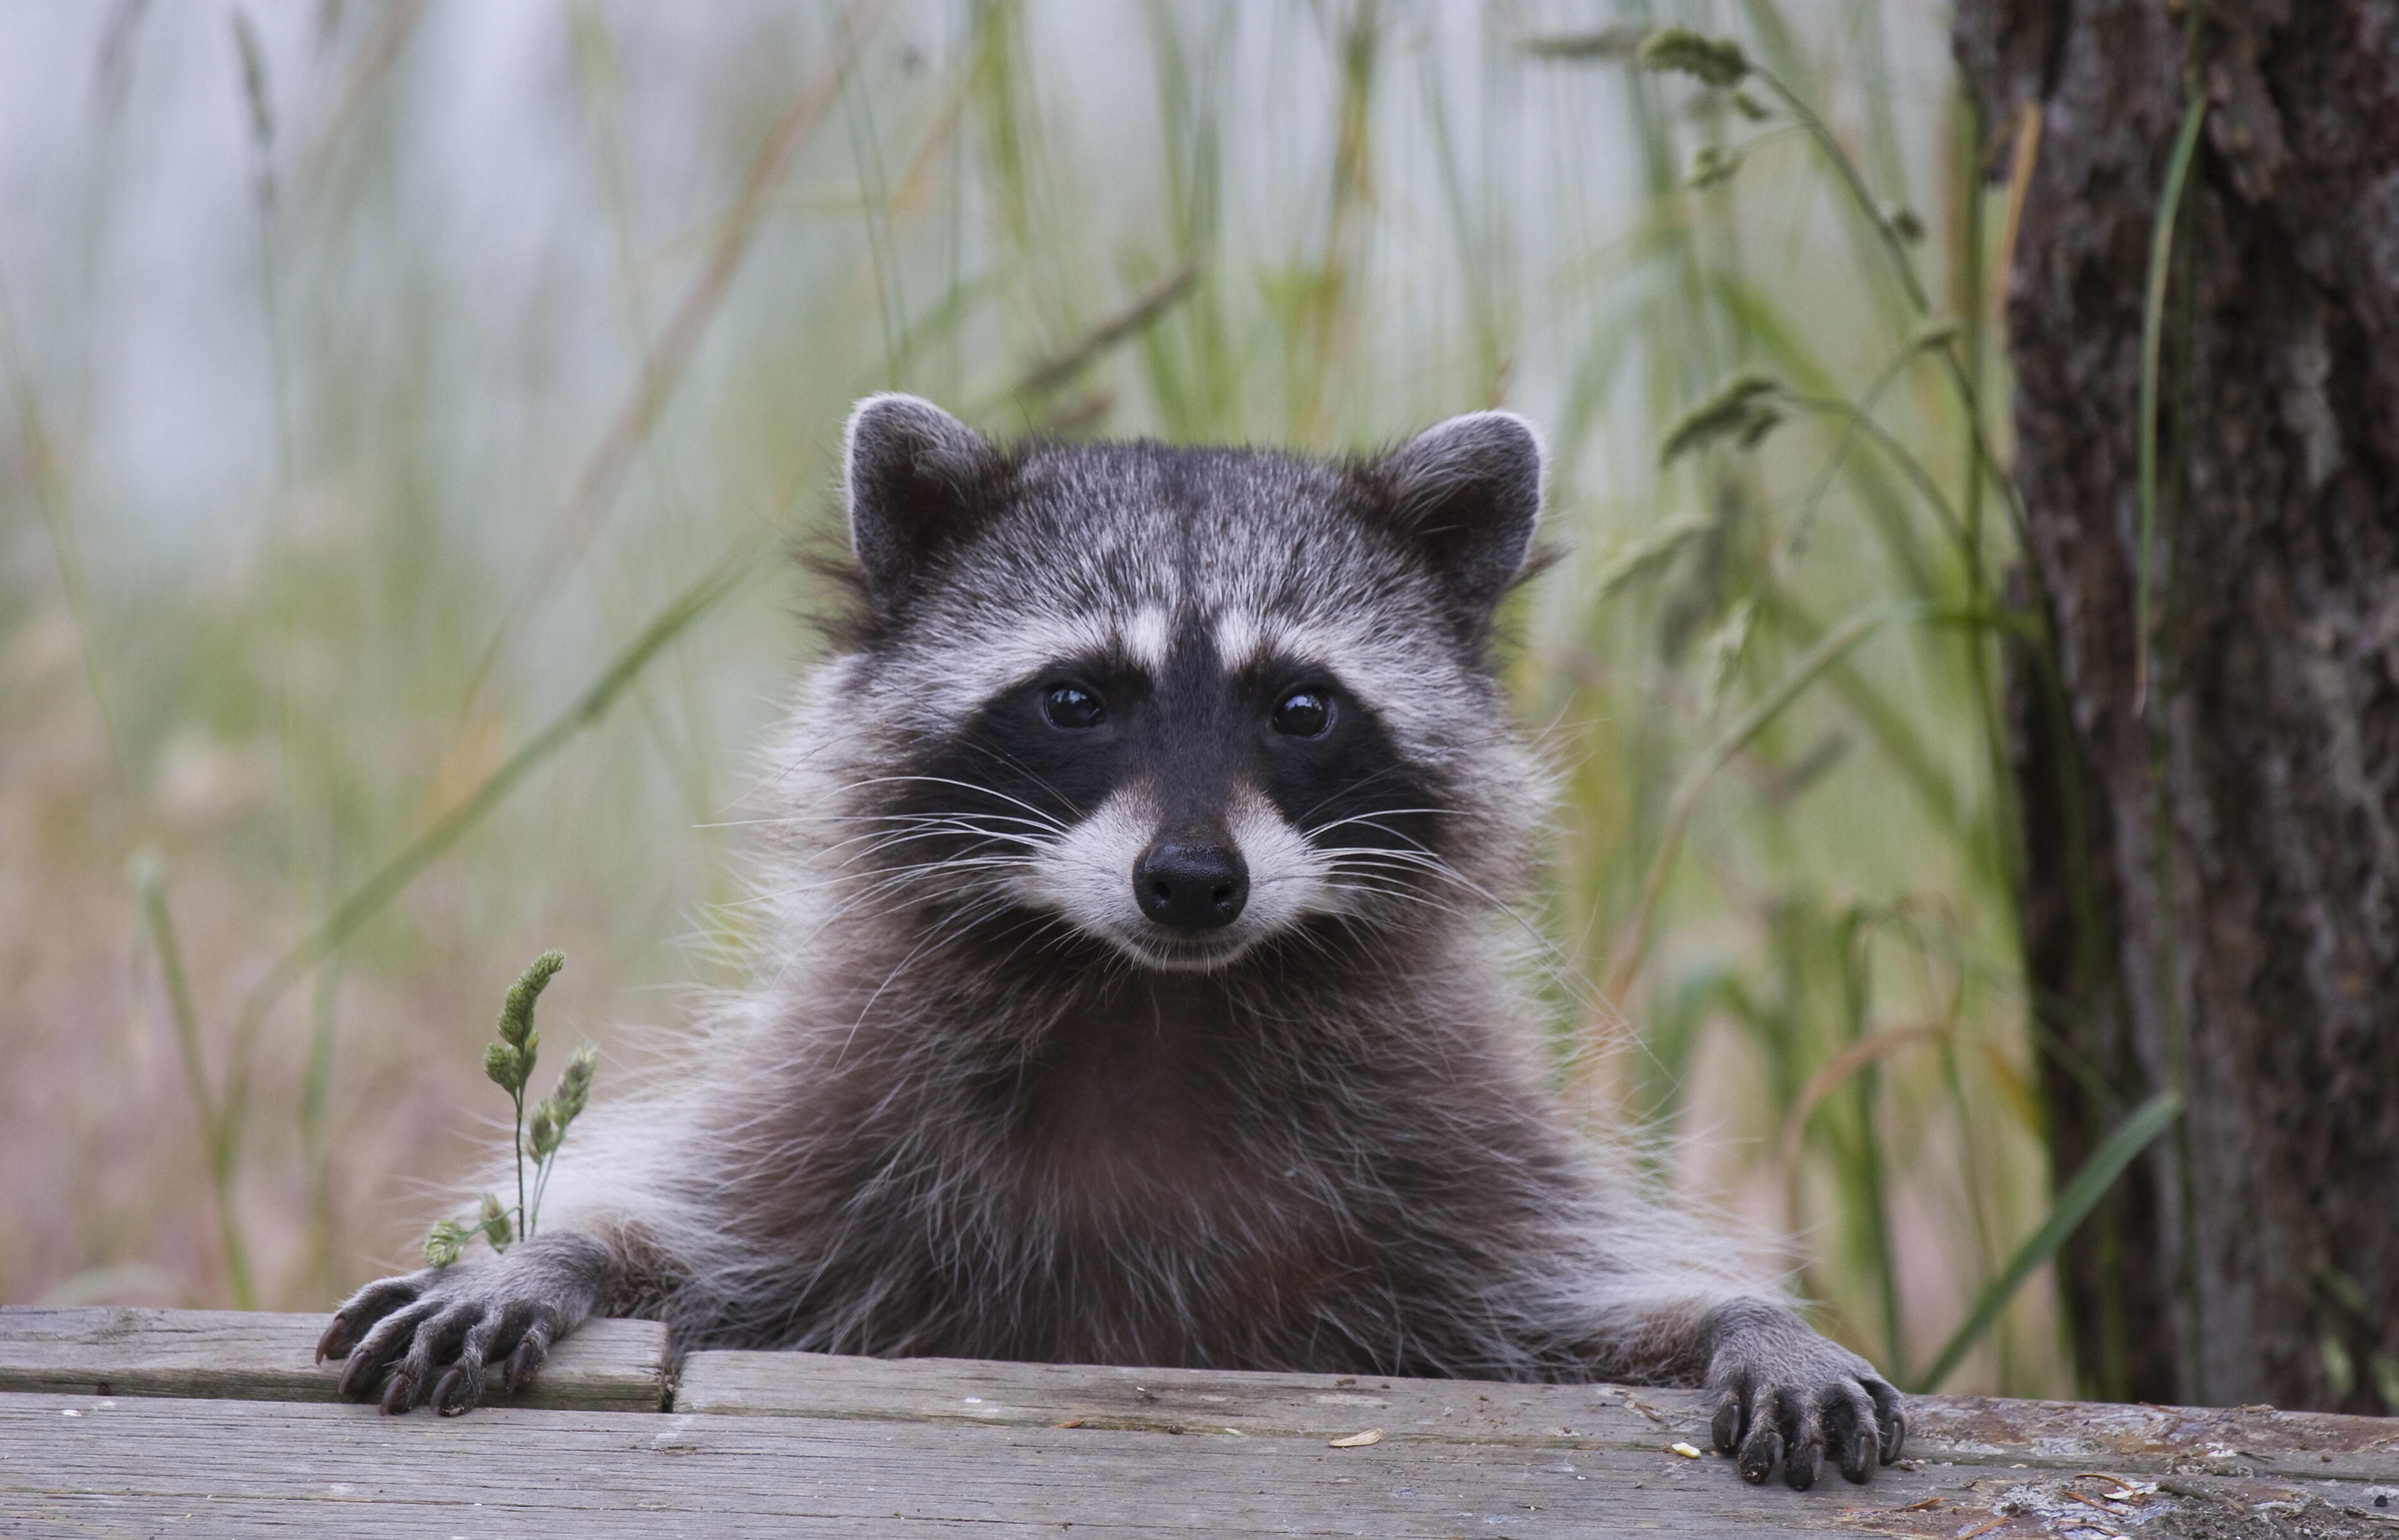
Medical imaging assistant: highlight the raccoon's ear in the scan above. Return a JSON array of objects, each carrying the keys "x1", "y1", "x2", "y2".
[
  {"x1": 842, "y1": 393, "x2": 1004, "y2": 597},
  {"x1": 1366, "y1": 410, "x2": 1545, "y2": 624}
]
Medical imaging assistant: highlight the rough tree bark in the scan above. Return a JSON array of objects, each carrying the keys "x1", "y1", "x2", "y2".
[{"x1": 1955, "y1": 1, "x2": 2399, "y2": 1411}]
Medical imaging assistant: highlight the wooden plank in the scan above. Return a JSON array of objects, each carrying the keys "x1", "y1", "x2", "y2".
[
  {"x1": 15, "y1": 1391, "x2": 2395, "y2": 1539},
  {"x1": 0, "y1": 1307, "x2": 668, "y2": 1412},
  {"x1": 675, "y1": 1350, "x2": 1694, "y2": 1446},
  {"x1": 6, "y1": 1305, "x2": 2396, "y2": 1535},
  {"x1": 674, "y1": 1349, "x2": 2399, "y2": 1484}
]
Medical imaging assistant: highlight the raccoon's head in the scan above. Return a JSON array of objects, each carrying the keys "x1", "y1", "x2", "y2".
[{"x1": 804, "y1": 393, "x2": 1545, "y2": 975}]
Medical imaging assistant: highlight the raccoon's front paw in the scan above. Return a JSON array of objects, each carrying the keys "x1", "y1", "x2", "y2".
[
  {"x1": 315, "y1": 1233, "x2": 612, "y2": 1416},
  {"x1": 1701, "y1": 1299, "x2": 1905, "y2": 1490}
]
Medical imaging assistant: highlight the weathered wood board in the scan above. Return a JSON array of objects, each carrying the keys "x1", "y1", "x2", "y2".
[
  {"x1": 8, "y1": 1391, "x2": 2399, "y2": 1539},
  {"x1": 0, "y1": 1307, "x2": 668, "y2": 1412},
  {"x1": 6, "y1": 1311, "x2": 2399, "y2": 1537},
  {"x1": 676, "y1": 1348, "x2": 2399, "y2": 1484}
]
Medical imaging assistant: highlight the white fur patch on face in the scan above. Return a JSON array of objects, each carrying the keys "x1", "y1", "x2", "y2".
[
  {"x1": 1212, "y1": 608, "x2": 1264, "y2": 673},
  {"x1": 1014, "y1": 784, "x2": 1339, "y2": 972},
  {"x1": 1225, "y1": 786, "x2": 1337, "y2": 936},
  {"x1": 1124, "y1": 605, "x2": 1172, "y2": 674},
  {"x1": 1014, "y1": 784, "x2": 1158, "y2": 946}
]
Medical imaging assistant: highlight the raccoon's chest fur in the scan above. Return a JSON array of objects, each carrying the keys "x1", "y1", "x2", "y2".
[
  {"x1": 1011, "y1": 982, "x2": 1236, "y2": 1163},
  {"x1": 694, "y1": 963, "x2": 1562, "y2": 1371}
]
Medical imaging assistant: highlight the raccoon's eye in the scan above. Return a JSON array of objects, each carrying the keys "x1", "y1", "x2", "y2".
[
  {"x1": 1041, "y1": 683, "x2": 1107, "y2": 731},
  {"x1": 1271, "y1": 689, "x2": 1333, "y2": 738}
]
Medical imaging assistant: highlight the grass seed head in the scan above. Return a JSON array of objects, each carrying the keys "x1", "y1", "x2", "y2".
[
  {"x1": 554, "y1": 1046, "x2": 596, "y2": 1120},
  {"x1": 484, "y1": 1039, "x2": 529, "y2": 1094},
  {"x1": 528, "y1": 1046, "x2": 596, "y2": 1162},
  {"x1": 478, "y1": 1190, "x2": 512, "y2": 1249},
  {"x1": 1659, "y1": 372, "x2": 1784, "y2": 466},
  {"x1": 1639, "y1": 28, "x2": 1750, "y2": 88},
  {"x1": 424, "y1": 1218, "x2": 467, "y2": 1269},
  {"x1": 498, "y1": 950, "x2": 565, "y2": 1048}
]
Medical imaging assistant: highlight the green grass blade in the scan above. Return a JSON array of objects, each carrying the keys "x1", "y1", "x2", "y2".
[
  {"x1": 129, "y1": 853, "x2": 214, "y2": 1136},
  {"x1": 2133, "y1": 95, "x2": 2207, "y2": 713},
  {"x1": 1910, "y1": 1089, "x2": 2183, "y2": 1393},
  {"x1": 130, "y1": 851, "x2": 255, "y2": 1308}
]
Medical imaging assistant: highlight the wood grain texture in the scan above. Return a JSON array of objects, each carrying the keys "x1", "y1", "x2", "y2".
[
  {"x1": 674, "y1": 1348, "x2": 1698, "y2": 1446},
  {"x1": 6, "y1": 1311, "x2": 2396, "y2": 1534},
  {"x1": 19, "y1": 1391, "x2": 2398, "y2": 1540},
  {"x1": 674, "y1": 1350, "x2": 2399, "y2": 1483},
  {"x1": 0, "y1": 1307, "x2": 668, "y2": 1412}
]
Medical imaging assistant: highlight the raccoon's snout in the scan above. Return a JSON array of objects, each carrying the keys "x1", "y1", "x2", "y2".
[{"x1": 1134, "y1": 842, "x2": 1250, "y2": 931}]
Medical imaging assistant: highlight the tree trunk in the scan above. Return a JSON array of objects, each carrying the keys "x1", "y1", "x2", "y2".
[{"x1": 1955, "y1": 0, "x2": 2399, "y2": 1412}]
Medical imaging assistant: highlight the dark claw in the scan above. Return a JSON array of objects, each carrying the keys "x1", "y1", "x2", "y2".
[
  {"x1": 1843, "y1": 1424, "x2": 1876, "y2": 1483},
  {"x1": 433, "y1": 1364, "x2": 477, "y2": 1416},
  {"x1": 379, "y1": 1367, "x2": 417, "y2": 1415},
  {"x1": 338, "y1": 1336, "x2": 394, "y2": 1398},
  {"x1": 1786, "y1": 1436, "x2": 1823, "y2": 1490},
  {"x1": 503, "y1": 1321, "x2": 551, "y2": 1393},
  {"x1": 1868, "y1": 1380, "x2": 1908, "y2": 1463},
  {"x1": 1738, "y1": 1422, "x2": 1782, "y2": 1485},
  {"x1": 316, "y1": 1312, "x2": 355, "y2": 1365},
  {"x1": 1712, "y1": 1394, "x2": 1743, "y2": 1454},
  {"x1": 1826, "y1": 1381, "x2": 1880, "y2": 1484}
]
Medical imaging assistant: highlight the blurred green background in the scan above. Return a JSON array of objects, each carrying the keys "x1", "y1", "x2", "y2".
[{"x1": 0, "y1": 0, "x2": 2053, "y2": 1394}]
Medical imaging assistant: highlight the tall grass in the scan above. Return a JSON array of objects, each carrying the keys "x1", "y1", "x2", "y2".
[{"x1": 2, "y1": 1, "x2": 2078, "y2": 1394}]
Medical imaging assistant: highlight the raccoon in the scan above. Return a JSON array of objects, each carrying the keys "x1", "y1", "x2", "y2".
[{"x1": 318, "y1": 395, "x2": 1905, "y2": 1489}]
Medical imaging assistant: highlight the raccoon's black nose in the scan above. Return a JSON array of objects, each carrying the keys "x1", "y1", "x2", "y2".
[{"x1": 1134, "y1": 842, "x2": 1250, "y2": 930}]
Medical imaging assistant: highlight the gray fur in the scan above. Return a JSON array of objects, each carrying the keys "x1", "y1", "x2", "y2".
[{"x1": 322, "y1": 395, "x2": 1903, "y2": 1488}]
